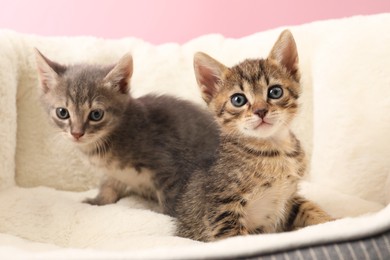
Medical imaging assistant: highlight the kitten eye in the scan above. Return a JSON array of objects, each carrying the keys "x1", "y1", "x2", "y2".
[
  {"x1": 56, "y1": 108, "x2": 70, "y2": 119},
  {"x1": 89, "y1": 109, "x2": 104, "y2": 121},
  {"x1": 231, "y1": 93, "x2": 248, "y2": 107},
  {"x1": 268, "y1": 85, "x2": 284, "y2": 99}
]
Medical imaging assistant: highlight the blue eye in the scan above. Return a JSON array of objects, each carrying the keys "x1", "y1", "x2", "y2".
[
  {"x1": 231, "y1": 93, "x2": 248, "y2": 107},
  {"x1": 56, "y1": 108, "x2": 70, "y2": 119},
  {"x1": 268, "y1": 85, "x2": 283, "y2": 99},
  {"x1": 89, "y1": 109, "x2": 104, "y2": 121}
]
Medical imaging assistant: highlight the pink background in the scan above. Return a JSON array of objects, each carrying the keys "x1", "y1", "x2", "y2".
[{"x1": 1, "y1": 0, "x2": 389, "y2": 44}]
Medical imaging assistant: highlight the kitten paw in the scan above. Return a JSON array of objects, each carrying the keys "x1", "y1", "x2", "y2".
[{"x1": 82, "y1": 196, "x2": 116, "y2": 206}]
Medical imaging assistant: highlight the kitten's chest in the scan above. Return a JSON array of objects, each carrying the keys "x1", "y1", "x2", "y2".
[
  {"x1": 241, "y1": 157, "x2": 300, "y2": 232},
  {"x1": 244, "y1": 178, "x2": 296, "y2": 232}
]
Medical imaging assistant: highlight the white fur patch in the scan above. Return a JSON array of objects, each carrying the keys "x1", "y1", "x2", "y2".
[{"x1": 106, "y1": 166, "x2": 156, "y2": 196}]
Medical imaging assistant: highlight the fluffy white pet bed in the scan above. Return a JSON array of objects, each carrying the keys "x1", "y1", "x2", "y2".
[{"x1": 0, "y1": 14, "x2": 389, "y2": 259}]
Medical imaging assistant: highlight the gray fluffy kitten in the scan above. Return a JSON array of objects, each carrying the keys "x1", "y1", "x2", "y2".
[{"x1": 35, "y1": 50, "x2": 219, "y2": 216}]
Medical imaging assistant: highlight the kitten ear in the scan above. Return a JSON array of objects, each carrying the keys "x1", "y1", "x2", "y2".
[
  {"x1": 268, "y1": 30, "x2": 299, "y2": 79},
  {"x1": 194, "y1": 52, "x2": 228, "y2": 104},
  {"x1": 104, "y1": 53, "x2": 133, "y2": 94},
  {"x1": 34, "y1": 48, "x2": 66, "y2": 93}
]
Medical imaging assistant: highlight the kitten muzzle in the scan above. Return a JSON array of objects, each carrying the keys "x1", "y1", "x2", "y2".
[{"x1": 71, "y1": 132, "x2": 85, "y2": 141}]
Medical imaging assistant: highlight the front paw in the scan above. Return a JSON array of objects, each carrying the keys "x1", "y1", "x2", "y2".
[
  {"x1": 83, "y1": 197, "x2": 105, "y2": 206},
  {"x1": 83, "y1": 182, "x2": 122, "y2": 205},
  {"x1": 82, "y1": 195, "x2": 117, "y2": 206}
]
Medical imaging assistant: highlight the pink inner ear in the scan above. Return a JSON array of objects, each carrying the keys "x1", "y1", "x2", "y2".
[
  {"x1": 117, "y1": 77, "x2": 129, "y2": 94},
  {"x1": 197, "y1": 65, "x2": 219, "y2": 99},
  {"x1": 282, "y1": 52, "x2": 298, "y2": 76},
  {"x1": 37, "y1": 67, "x2": 55, "y2": 93},
  {"x1": 105, "y1": 62, "x2": 132, "y2": 94},
  {"x1": 40, "y1": 79, "x2": 50, "y2": 93},
  {"x1": 276, "y1": 35, "x2": 298, "y2": 76},
  {"x1": 268, "y1": 30, "x2": 299, "y2": 78}
]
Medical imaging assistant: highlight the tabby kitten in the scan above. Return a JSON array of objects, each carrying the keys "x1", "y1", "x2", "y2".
[
  {"x1": 176, "y1": 30, "x2": 333, "y2": 242},
  {"x1": 35, "y1": 50, "x2": 219, "y2": 216}
]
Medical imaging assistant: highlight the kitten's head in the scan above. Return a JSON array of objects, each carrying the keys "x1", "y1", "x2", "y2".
[
  {"x1": 194, "y1": 30, "x2": 300, "y2": 139},
  {"x1": 35, "y1": 50, "x2": 133, "y2": 146}
]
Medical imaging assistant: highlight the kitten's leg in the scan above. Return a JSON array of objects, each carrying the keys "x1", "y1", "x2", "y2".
[
  {"x1": 83, "y1": 176, "x2": 128, "y2": 205},
  {"x1": 287, "y1": 195, "x2": 334, "y2": 230},
  {"x1": 208, "y1": 209, "x2": 250, "y2": 241}
]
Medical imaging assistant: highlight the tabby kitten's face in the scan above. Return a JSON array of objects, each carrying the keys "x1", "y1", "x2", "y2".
[
  {"x1": 194, "y1": 30, "x2": 300, "y2": 139},
  {"x1": 35, "y1": 50, "x2": 133, "y2": 146}
]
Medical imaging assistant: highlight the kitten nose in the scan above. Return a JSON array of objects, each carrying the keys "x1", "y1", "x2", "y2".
[
  {"x1": 254, "y1": 109, "x2": 268, "y2": 119},
  {"x1": 71, "y1": 132, "x2": 84, "y2": 140}
]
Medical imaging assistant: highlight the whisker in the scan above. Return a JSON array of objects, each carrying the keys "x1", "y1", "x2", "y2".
[{"x1": 93, "y1": 135, "x2": 111, "y2": 158}]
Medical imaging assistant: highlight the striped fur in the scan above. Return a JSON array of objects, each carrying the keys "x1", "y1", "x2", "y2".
[{"x1": 176, "y1": 30, "x2": 333, "y2": 242}]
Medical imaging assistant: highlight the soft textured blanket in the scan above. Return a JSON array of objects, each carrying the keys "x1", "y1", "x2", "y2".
[{"x1": 0, "y1": 13, "x2": 389, "y2": 259}]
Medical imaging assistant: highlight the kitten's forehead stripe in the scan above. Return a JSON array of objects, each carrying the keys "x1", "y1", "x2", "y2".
[
  {"x1": 234, "y1": 65, "x2": 257, "y2": 87},
  {"x1": 64, "y1": 65, "x2": 110, "y2": 107},
  {"x1": 238, "y1": 82, "x2": 244, "y2": 92},
  {"x1": 259, "y1": 60, "x2": 269, "y2": 85},
  {"x1": 232, "y1": 59, "x2": 269, "y2": 95},
  {"x1": 66, "y1": 88, "x2": 75, "y2": 104}
]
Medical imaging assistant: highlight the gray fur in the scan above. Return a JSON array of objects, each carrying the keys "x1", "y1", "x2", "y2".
[{"x1": 35, "y1": 50, "x2": 219, "y2": 216}]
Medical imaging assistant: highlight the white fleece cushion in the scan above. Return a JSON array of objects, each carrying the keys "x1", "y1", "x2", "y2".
[
  {"x1": 0, "y1": 31, "x2": 19, "y2": 189},
  {"x1": 309, "y1": 17, "x2": 390, "y2": 205}
]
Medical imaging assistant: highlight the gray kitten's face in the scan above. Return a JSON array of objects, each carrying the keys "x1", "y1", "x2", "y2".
[
  {"x1": 44, "y1": 68, "x2": 123, "y2": 145},
  {"x1": 35, "y1": 50, "x2": 133, "y2": 146}
]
